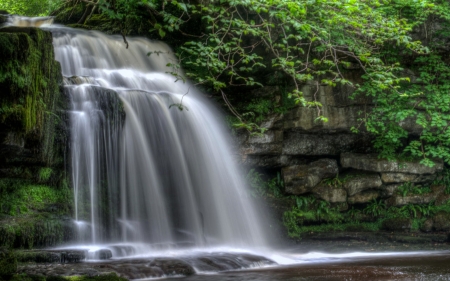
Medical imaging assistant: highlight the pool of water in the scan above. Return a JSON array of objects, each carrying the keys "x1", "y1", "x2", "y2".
[{"x1": 182, "y1": 251, "x2": 450, "y2": 281}]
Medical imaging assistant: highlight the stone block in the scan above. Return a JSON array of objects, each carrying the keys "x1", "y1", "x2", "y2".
[
  {"x1": 313, "y1": 184, "x2": 348, "y2": 203},
  {"x1": 386, "y1": 194, "x2": 435, "y2": 207},
  {"x1": 343, "y1": 174, "x2": 382, "y2": 196},
  {"x1": 347, "y1": 190, "x2": 379, "y2": 204},
  {"x1": 282, "y1": 132, "x2": 372, "y2": 156},
  {"x1": 341, "y1": 153, "x2": 443, "y2": 174},
  {"x1": 381, "y1": 173, "x2": 436, "y2": 183},
  {"x1": 282, "y1": 159, "x2": 338, "y2": 195}
]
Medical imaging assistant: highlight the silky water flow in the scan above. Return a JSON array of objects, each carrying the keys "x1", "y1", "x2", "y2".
[{"x1": 46, "y1": 23, "x2": 269, "y2": 252}]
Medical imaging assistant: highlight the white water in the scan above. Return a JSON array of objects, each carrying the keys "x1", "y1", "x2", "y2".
[{"x1": 3, "y1": 16, "x2": 268, "y2": 251}]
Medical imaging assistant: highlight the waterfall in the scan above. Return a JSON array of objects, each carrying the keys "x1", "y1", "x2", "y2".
[{"x1": 3, "y1": 18, "x2": 269, "y2": 250}]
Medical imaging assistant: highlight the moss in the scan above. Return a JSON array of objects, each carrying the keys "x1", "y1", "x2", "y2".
[
  {"x1": 0, "y1": 178, "x2": 71, "y2": 216},
  {"x1": 0, "y1": 27, "x2": 64, "y2": 167},
  {"x1": 0, "y1": 215, "x2": 75, "y2": 249},
  {"x1": 38, "y1": 168, "x2": 53, "y2": 183},
  {"x1": 0, "y1": 249, "x2": 17, "y2": 280}
]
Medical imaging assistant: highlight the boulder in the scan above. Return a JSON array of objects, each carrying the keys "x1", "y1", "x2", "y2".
[
  {"x1": 343, "y1": 173, "x2": 382, "y2": 196},
  {"x1": 382, "y1": 218, "x2": 412, "y2": 232},
  {"x1": 347, "y1": 190, "x2": 379, "y2": 204},
  {"x1": 433, "y1": 211, "x2": 450, "y2": 231},
  {"x1": 312, "y1": 184, "x2": 347, "y2": 203},
  {"x1": 381, "y1": 173, "x2": 436, "y2": 184},
  {"x1": 282, "y1": 159, "x2": 338, "y2": 195},
  {"x1": 341, "y1": 153, "x2": 443, "y2": 174}
]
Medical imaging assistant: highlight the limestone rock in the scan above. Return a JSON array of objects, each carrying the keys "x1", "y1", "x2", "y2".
[
  {"x1": 313, "y1": 184, "x2": 347, "y2": 203},
  {"x1": 382, "y1": 218, "x2": 412, "y2": 232},
  {"x1": 341, "y1": 153, "x2": 443, "y2": 174},
  {"x1": 433, "y1": 211, "x2": 450, "y2": 231},
  {"x1": 343, "y1": 174, "x2": 382, "y2": 196},
  {"x1": 386, "y1": 194, "x2": 435, "y2": 207},
  {"x1": 381, "y1": 173, "x2": 436, "y2": 184},
  {"x1": 282, "y1": 159, "x2": 338, "y2": 195},
  {"x1": 347, "y1": 190, "x2": 379, "y2": 204},
  {"x1": 248, "y1": 130, "x2": 283, "y2": 144},
  {"x1": 241, "y1": 143, "x2": 282, "y2": 155},
  {"x1": 282, "y1": 132, "x2": 373, "y2": 156}
]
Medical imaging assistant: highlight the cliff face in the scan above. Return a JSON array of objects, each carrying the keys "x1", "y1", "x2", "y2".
[
  {"x1": 238, "y1": 69, "x2": 450, "y2": 234},
  {"x1": 0, "y1": 27, "x2": 74, "y2": 249}
]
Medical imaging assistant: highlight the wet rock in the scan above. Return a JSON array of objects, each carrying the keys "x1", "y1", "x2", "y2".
[
  {"x1": 348, "y1": 190, "x2": 379, "y2": 204},
  {"x1": 0, "y1": 248, "x2": 17, "y2": 279},
  {"x1": 16, "y1": 250, "x2": 61, "y2": 263},
  {"x1": 381, "y1": 173, "x2": 436, "y2": 184},
  {"x1": 150, "y1": 258, "x2": 195, "y2": 276},
  {"x1": 341, "y1": 153, "x2": 443, "y2": 174},
  {"x1": 88, "y1": 249, "x2": 112, "y2": 260},
  {"x1": 60, "y1": 250, "x2": 86, "y2": 263},
  {"x1": 433, "y1": 211, "x2": 450, "y2": 231},
  {"x1": 382, "y1": 218, "x2": 412, "y2": 231},
  {"x1": 313, "y1": 184, "x2": 347, "y2": 203},
  {"x1": 282, "y1": 159, "x2": 338, "y2": 195},
  {"x1": 343, "y1": 174, "x2": 382, "y2": 196}
]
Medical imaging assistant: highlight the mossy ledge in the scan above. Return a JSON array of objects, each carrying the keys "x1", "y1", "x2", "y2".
[{"x1": 0, "y1": 27, "x2": 73, "y2": 249}]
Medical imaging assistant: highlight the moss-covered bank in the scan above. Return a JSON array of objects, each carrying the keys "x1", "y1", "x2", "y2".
[{"x1": 0, "y1": 27, "x2": 73, "y2": 249}]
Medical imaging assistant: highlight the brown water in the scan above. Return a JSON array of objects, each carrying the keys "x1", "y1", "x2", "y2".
[{"x1": 182, "y1": 251, "x2": 450, "y2": 281}]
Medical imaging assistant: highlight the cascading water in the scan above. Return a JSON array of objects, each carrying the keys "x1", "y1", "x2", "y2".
[{"x1": 10, "y1": 17, "x2": 269, "y2": 251}]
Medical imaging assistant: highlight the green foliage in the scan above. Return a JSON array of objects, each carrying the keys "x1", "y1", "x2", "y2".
[
  {"x1": 0, "y1": 178, "x2": 71, "y2": 216},
  {"x1": 397, "y1": 182, "x2": 431, "y2": 197},
  {"x1": 0, "y1": 0, "x2": 60, "y2": 16},
  {"x1": 433, "y1": 168, "x2": 450, "y2": 194},
  {"x1": 38, "y1": 168, "x2": 53, "y2": 182},
  {"x1": 246, "y1": 169, "x2": 283, "y2": 198},
  {"x1": 364, "y1": 199, "x2": 386, "y2": 217}
]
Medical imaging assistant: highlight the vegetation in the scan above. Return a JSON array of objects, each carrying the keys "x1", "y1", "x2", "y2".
[{"x1": 0, "y1": 0, "x2": 59, "y2": 16}]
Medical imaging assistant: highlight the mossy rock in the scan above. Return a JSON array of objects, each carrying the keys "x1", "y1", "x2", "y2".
[
  {"x1": 0, "y1": 27, "x2": 66, "y2": 167},
  {"x1": 0, "y1": 248, "x2": 17, "y2": 280}
]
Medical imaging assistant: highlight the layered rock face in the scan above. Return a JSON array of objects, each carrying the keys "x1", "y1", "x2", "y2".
[
  {"x1": 239, "y1": 80, "x2": 444, "y2": 208},
  {"x1": 0, "y1": 26, "x2": 74, "y2": 248}
]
